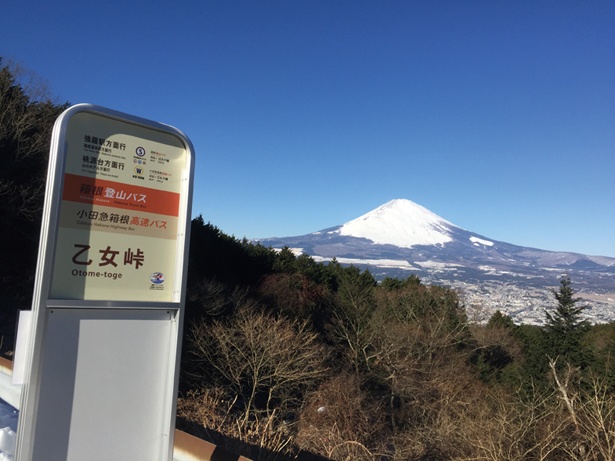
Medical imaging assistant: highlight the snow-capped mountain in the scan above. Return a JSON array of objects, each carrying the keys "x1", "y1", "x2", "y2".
[
  {"x1": 257, "y1": 199, "x2": 615, "y2": 324},
  {"x1": 338, "y1": 199, "x2": 454, "y2": 247}
]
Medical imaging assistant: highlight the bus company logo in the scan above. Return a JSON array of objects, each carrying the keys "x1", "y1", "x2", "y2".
[
  {"x1": 135, "y1": 146, "x2": 146, "y2": 157},
  {"x1": 134, "y1": 166, "x2": 144, "y2": 175},
  {"x1": 150, "y1": 272, "x2": 165, "y2": 285}
]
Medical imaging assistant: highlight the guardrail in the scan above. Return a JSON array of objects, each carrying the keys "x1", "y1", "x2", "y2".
[{"x1": 0, "y1": 357, "x2": 250, "y2": 461}]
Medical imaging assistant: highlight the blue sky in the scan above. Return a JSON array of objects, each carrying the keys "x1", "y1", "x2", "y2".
[{"x1": 3, "y1": 1, "x2": 614, "y2": 257}]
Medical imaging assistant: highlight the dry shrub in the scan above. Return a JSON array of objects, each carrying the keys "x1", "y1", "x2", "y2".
[
  {"x1": 177, "y1": 388, "x2": 296, "y2": 461},
  {"x1": 469, "y1": 322, "x2": 523, "y2": 364},
  {"x1": 296, "y1": 373, "x2": 385, "y2": 461},
  {"x1": 188, "y1": 280, "x2": 253, "y2": 317},
  {"x1": 451, "y1": 386, "x2": 567, "y2": 461},
  {"x1": 259, "y1": 272, "x2": 329, "y2": 320},
  {"x1": 574, "y1": 376, "x2": 615, "y2": 461},
  {"x1": 183, "y1": 307, "x2": 331, "y2": 460},
  {"x1": 549, "y1": 362, "x2": 615, "y2": 461},
  {"x1": 177, "y1": 387, "x2": 233, "y2": 440},
  {"x1": 384, "y1": 361, "x2": 486, "y2": 461},
  {"x1": 188, "y1": 307, "x2": 328, "y2": 422},
  {"x1": 390, "y1": 368, "x2": 615, "y2": 461},
  {"x1": 374, "y1": 314, "x2": 475, "y2": 426}
]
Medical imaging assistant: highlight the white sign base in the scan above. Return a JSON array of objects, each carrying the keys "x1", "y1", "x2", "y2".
[{"x1": 31, "y1": 308, "x2": 177, "y2": 461}]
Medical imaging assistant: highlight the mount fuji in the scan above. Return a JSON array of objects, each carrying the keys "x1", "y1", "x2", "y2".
[{"x1": 257, "y1": 199, "x2": 615, "y2": 324}]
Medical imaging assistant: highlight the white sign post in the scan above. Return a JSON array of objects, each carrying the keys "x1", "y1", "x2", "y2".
[{"x1": 15, "y1": 104, "x2": 194, "y2": 461}]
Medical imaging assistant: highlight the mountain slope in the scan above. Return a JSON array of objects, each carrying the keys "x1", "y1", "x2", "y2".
[
  {"x1": 256, "y1": 199, "x2": 615, "y2": 324},
  {"x1": 338, "y1": 199, "x2": 454, "y2": 247}
]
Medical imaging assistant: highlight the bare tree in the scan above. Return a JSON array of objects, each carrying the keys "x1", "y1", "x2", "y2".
[
  {"x1": 453, "y1": 383, "x2": 569, "y2": 461},
  {"x1": 296, "y1": 373, "x2": 384, "y2": 461},
  {"x1": 187, "y1": 279, "x2": 252, "y2": 317},
  {"x1": 549, "y1": 359, "x2": 615, "y2": 461},
  {"x1": 576, "y1": 376, "x2": 615, "y2": 461},
  {"x1": 328, "y1": 269, "x2": 377, "y2": 373},
  {"x1": 188, "y1": 306, "x2": 328, "y2": 424}
]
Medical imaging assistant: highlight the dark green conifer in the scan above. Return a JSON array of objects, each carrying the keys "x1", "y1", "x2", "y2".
[{"x1": 544, "y1": 277, "x2": 591, "y2": 369}]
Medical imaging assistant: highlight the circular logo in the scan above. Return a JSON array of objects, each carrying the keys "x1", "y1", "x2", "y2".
[
  {"x1": 136, "y1": 146, "x2": 146, "y2": 157},
  {"x1": 150, "y1": 272, "x2": 165, "y2": 284}
]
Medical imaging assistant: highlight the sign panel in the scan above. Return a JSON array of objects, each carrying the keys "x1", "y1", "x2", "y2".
[
  {"x1": 16, "y1": 104, "x2": 194, "y2": 461},
  {"x1": 49, "y1": 111, "x2": 190, "y2": 302}
]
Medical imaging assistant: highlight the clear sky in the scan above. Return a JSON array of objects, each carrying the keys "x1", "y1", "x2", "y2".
[{"x1": 3, "y1": 1, "x2": 614, "y2": 257}]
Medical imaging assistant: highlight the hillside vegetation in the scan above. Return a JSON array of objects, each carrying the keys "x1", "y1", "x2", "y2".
[
  {"x1": 180, "y1": 219, "x2": 615, "y2": 460},
  {"x1": 2, "y1": 60, "x2": 615, "y2": 461}
]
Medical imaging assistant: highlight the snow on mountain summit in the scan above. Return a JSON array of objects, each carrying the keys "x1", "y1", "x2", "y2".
[{"x1": 337, "y1": 199, "x2": 455, "y2": 248}]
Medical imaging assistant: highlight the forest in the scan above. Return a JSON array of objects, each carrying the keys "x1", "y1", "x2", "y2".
[{"x1": 2, "y1": 60, "x2": 615, "y2": 460}]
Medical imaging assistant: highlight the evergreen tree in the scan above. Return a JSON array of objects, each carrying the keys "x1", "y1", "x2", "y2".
[
  {"x1": 487, "y1": 310, "x2": 515, "y2": 329},
  {"x1": 544, "y1": 277, "x2": 591, "y2": 369},
  {"x1": 0, "y1": 60, "x2": 66, "y2": 306},
  {"x1": 0, "y1": 59, "x2": 66, "y2": 355},
  {"x1": 381, "y1": 274, "x2": 421, "y2": 291},
  {"x1": 272, "y1": 246, "x2": 296, "y2": 273}
]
